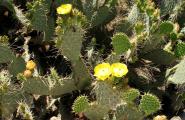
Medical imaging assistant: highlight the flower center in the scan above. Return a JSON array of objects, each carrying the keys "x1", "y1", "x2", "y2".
[
  {"x1": 100, "y1": 68, "x2": 109, "y2": 75},
  {"x1": 114, "y1": 68, "x2": 124, "y2": 74}
]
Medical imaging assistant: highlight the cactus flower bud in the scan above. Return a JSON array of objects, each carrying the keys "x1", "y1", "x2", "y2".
[
  {"x1": 26, "y1": 60, "x2": 36, "y2": 70},
  {"x1": 23, "y1": 70, "x2": 32, "y2": 78}
]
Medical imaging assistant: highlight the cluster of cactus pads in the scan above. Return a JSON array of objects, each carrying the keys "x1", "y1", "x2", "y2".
[
  {"x1": 0, "y1": 0, "x2": 185, "y2": 119},
  {"x1": 72, "y1": 83, "x2": 161, "y2": 120}
]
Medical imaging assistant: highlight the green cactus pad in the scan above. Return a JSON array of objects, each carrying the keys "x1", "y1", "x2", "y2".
[
  {"x1": 23, "y1": 76, "x2": 77, "y2": 95},
  {"x1": 1, "y1": 91, "x2": 31, "y2": 118},
  {"x1": 59, "y1": 27, "x2": 82, "y2": 61},
  {"x1": 72, "y1": 95, "x2": 89, "y2": 113},
  {"x1": 27, "y1": 0, "x2": 55, "y2": 41},
  {"x1": 174, "y1": 42, "x2": 185, "y2": 57},
  {"x1": 91, "y1": 6, "x2": 110, "y2": 27},
  {"x1": 112, "y1": 33, "x2": 131, "y2": 55},
  {"x1": 135, "y1": 21, "x2": 145, "y2": 34},
  {"x1": 159, "y1": 21, "x2": 174, "y2": 34},
  {"x1": 115, "y1": 104, "x2": 143, "y2": 120},
  {"x1": 170, "y1": 32, "x2": 178, "y2": 41},
  {"x1": 160, "y1": 0, "x2": 177, "y2": 16},
  {"x1": 0, "y1": 45, "x2": 15, "y2": 64},
  {"x1": 139, "y1": 93, "x2": 161, "y2": 116},
  {"x1": 121, "y1": 88, "x2": 140, "y2": 103},
  {"x1": 84, "y1": 103, "x2": 109, "y2": 120},
  {"x1": 142, "y1": 49, "x2": 176, "y2": 65},
  {"x1": 57, "y1": 27, "x2": 91, "y2": 89},
  {"x1": 91, "y1": 6, "x2": 116, "y2": 27},
  {"x1": 93, "y1": 81, "x2": 121, "y2": 109},
  {"x1": 8, "y1": 57, "x2": 26, "y2": 77},
  {"x1": 82, "y1": 0, "x2": 94, "y2": 20}
]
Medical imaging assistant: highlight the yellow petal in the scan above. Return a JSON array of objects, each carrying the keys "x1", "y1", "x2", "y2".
[
  {"x1": 57, "y1": 4, "x2": 72, "y2": 15},
  {"x1": 94, "y1": 63, "x2": 111, "y2": 80},
  {"x1": 111, "y1": 63, "x2": 128, "y2": 77}
]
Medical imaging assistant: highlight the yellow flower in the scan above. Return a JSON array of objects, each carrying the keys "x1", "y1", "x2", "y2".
[
  {"x1": 57, "y1": 4, "x2": 72, "y2": 15},
  {"x1": 26, "y1": 60, "x2": 36, "y2": 70},
  {"x1": 94, "y1": 63, "x2": 111, "y2": 80},
  {"x1": 111, "y1": 63, "x2": 128, "y2": 77}
]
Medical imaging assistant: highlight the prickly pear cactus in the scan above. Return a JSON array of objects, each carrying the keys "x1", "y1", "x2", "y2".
[
  {"x1": 56, "y1": 26, "x2": 91, "y2": 89},
  {"x1": 0, "y1": 44, "x2": 15, "y2": 64},
  {"x1": 72, "y1": 95, "x2": 89, "y2": 113},
  {"x1": 139, "y1": 93, "x2": 161, "y2": 116},
  {"x1": 142, "y1": 49, "x2": 176, "y2": 65},
  {"x1": 0, "y1": 70, "x2": 31, "y2": 118},
  {"x1": 22, "y1": 68, "x2": 78, "y2": 95},
  {"x1": 158, "y1": 21, "x2": 174, "y2": 34},
  {"x1": 8, "y1": 57, "x2": 26, "y2": 76},
  {"x1": 112, "y1": 33, "x2": 131, "y2": 55},
  {"x1": 93, "y1": 81, "x2": 121, "y2": 109},
  {"x1": 26, "y1": 0, "x2": 55, "y2": 41},
  {"x1": 115, "y1": 104, "x2": 143, "y2": 120},
  {"x1": 84, "y1": 103, "x2": 109, "y2": 120},
  {"x1": 91, "y1": 6, "x2": 116, "y2": 27},
  {"x1": 174, "y1": 42, "x2": 185, "y2": 57},
  {"x1": 1, "y1": 0, "x2": 185, "y2": 119},
  {"x1": 121, "y1": 88, "x2": 140, "y2": 103}
]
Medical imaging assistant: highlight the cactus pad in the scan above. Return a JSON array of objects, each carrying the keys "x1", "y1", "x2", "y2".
[
  {"x1": 121, "y1": 88, "x2": 140, "y2": 103},
  {"x1": 23, "y1": 75, "x2": 78, "y2": 95},
  {"x1": 8, "y1": 57, "x2": 26, "y2": 77},
  {"x1": 139, "y1": 93, "x2": 161, "y2": 116},
  {"x1": 93, "y1": 81, "x2": 121, "y2": 109},
  {"x1": 72, "y1": 95, "x2": 89, "y2": 113},
  {"x1": 174, "y1": 42, "x2": 185, "y2": 57},
  {"x1": 0, "y1": 45, "x2": 15, "y2": 64},
  {"x1": 159, "y1": 21, "x2": 174, "y2": 34},
  {"x1": 142, "y1": 49, "x2": 176, "y2": 65},
  {"x1": 115, "y1": 104, "x2": 143, "y2": 120},
  {"x1": 112, "y1": 33, "x2": 131, "y2": 55},
  {"x1": 84, "y1": 103, "x2": 109, "y2": 120}
]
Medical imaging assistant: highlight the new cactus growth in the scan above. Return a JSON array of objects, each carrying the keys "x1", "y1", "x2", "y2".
[
  {"x1": 112, "y1": 33, "x2": 131, "y2": 55},
  {"x1": 72, "y1": 95, "x2": 89, "y2": 113},
  {"x1": 174, "y1": 42, "x2": 185, "y2": 57},
  {"x1": 139, "y1": 93, "x2": 161, "y2": 116},
  {"x1": 158, "y1": 21, "x2": 174, "y2": 34}
]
